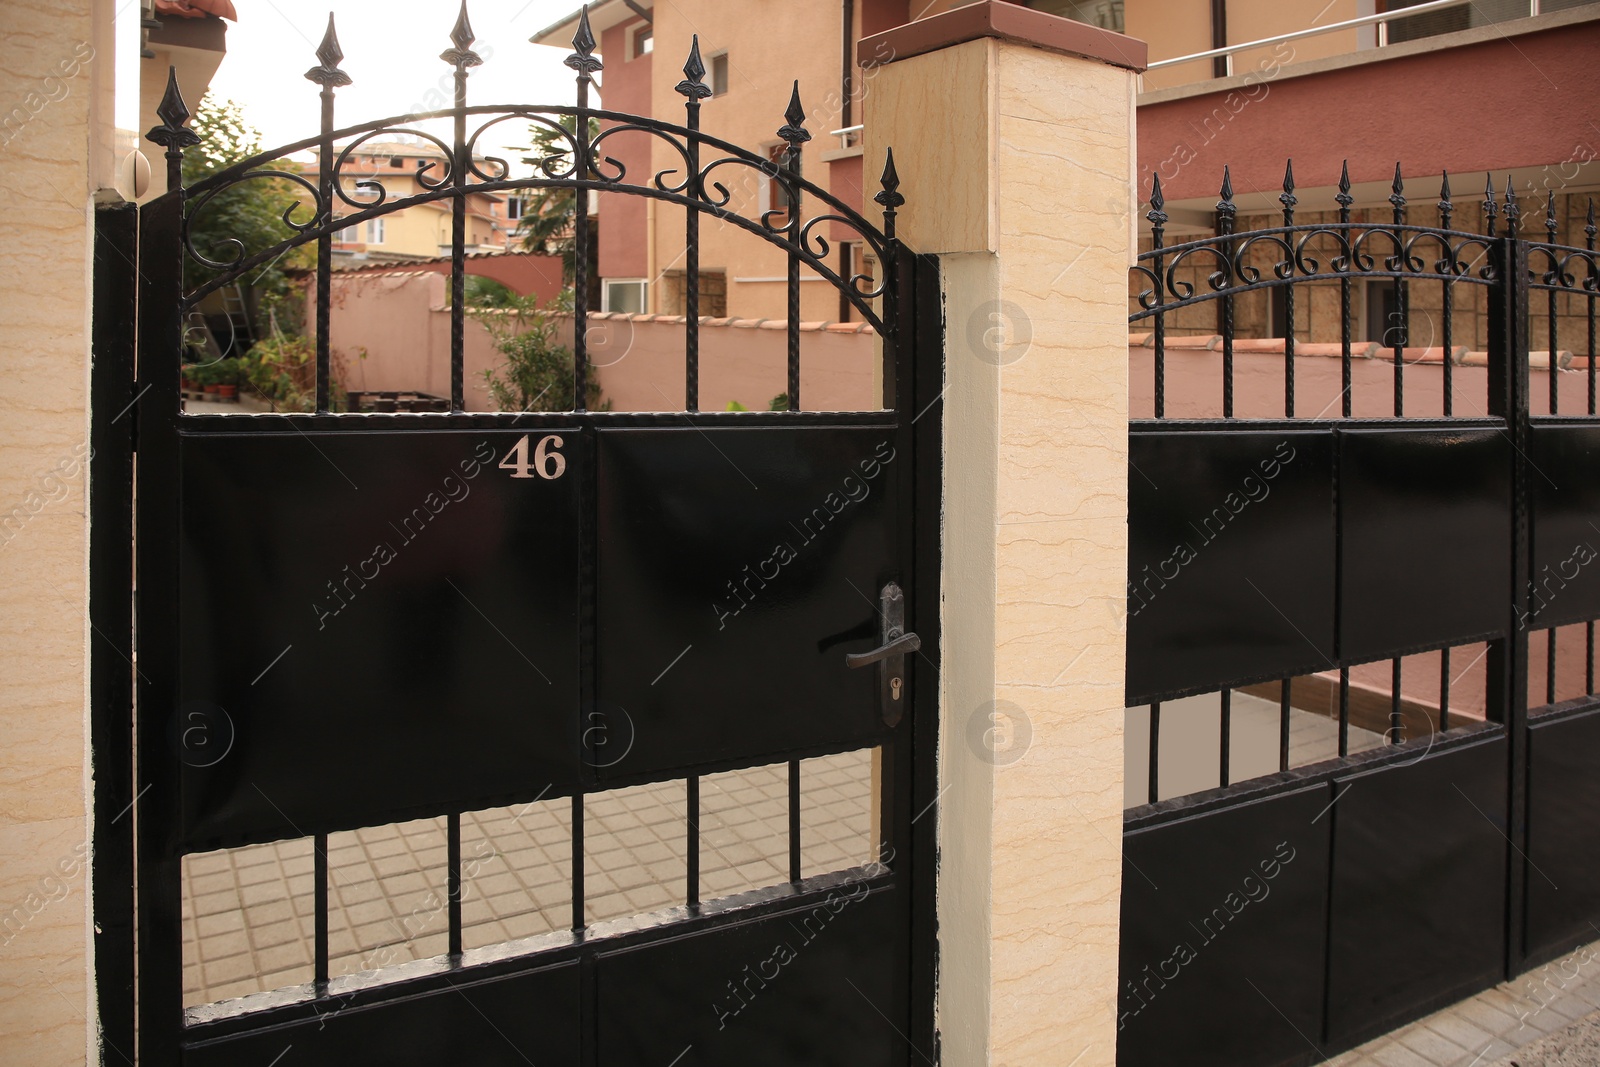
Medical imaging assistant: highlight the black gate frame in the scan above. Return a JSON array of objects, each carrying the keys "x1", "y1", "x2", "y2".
[
  {"x1": 89, "y1": 7, "x2": 944, "y2": 1064},
  {"x1": 1118, "y1": 164, "x2": 1600, "y2": 1066}
]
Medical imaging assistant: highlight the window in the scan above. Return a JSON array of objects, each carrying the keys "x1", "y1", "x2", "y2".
[
  {"x1": 506, "y1": 196, "x2": 525, "y2": 221},
  {"x1": 1022, "y1": 0, "x2": 1124, "y2": 32},
  {"x1": 765, "y1": 142, "x2": 799, "y2": 222},
  {"x1": 711, "y1": 52, "x2": 729, "y2": 96},
  {"x1": 602, "y1": 279, "x2": 648, "y2": 315},
  {"x1": 631, "y1": 25, "x2": 653, "y2": 58},
  {"x1": 366, "y1": 218, "x2": 385, "y2": 245},
  {"x1": 1381, "y1": 0, "x2": 1573, "y2": 43},
  {"x1": 337, "y1": 221, "x2": 359, "y2": 243},
  {"x1": 390, "y1": 155, "x2": 406, "y2": 169}
]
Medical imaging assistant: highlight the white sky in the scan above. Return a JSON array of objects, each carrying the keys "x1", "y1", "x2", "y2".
[{"x1": 156, "y1": 0, "x2": 592, "y2": 159}]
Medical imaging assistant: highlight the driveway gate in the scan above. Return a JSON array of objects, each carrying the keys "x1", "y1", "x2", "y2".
[
  {"x1": 92, "y1": 8, "x2": 941, "y2": 1065},
  {"x1": 1118, "y1": 164, "x2": 1600, "y2": 1066}
]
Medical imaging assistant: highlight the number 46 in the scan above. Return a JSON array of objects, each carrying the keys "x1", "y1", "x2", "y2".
[{"x1": 499, "y1": 434, "x2": 567, "y2": 480}]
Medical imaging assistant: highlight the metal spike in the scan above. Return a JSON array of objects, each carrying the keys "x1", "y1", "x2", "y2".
[
  {"x1": 565, "y1": 4, "x2": 604, "y2": 77},
  {"x1": 1280, "y1": 159, "x2": 1297, "y2": 216},
  {"x1": 777, "y1": 81, "x2": 811, "y2": 146},
  {"x1": 305, "y1": 13, "x2": 352, "y2": 87},
  {"x1": 441, "y1": 0, "x2": 483, "y2": 67},
  {"x1": 146, "y1": 66, "x2": 199, "y2": 151},
  {"x1": 676, "y1": 35, "x2": 712, "y2": 101},
  {"x1": 1587, "y1": 199, "x2": 1596, "y2": 244},
  {"x1": 1335, "y1": 160, "x2": 1353, "y2": 213},
  {"x1": 1147, "y1": 174, "x2": 1168, "y2": 230},
  {"x1": 1389, "y1": 163, "x2": 1406, "y2": 214},
  {"x1": 1216, "y1": 165, "x2": 1236, "y2": 220},
  {"x1": 1484, "y1": 174, "x2": 1499, "y2": 237},
  {"x1": 1546, "y1": 189, "x2": 1559, "y2": 238},
  {"x1": 1505, "y1": 175, "x2": 1520, "y2": 224},
  {"x1": 1438, "y1": 171, "x2": 1452, "y2": 215},
  {"x1": 874, "y1": 148, "x2": 904, "y2": 210}
]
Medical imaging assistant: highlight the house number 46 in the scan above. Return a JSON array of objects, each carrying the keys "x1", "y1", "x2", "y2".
[{"x1": 499, "y1": 434, "x2": 567, "y2": 480}]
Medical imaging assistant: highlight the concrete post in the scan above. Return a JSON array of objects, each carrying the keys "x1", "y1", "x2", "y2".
[{"x1": 863, "y1": 6, "x2": 1145, "y2": 1064}]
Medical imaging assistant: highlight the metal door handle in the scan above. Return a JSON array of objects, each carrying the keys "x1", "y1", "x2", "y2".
[
  {"x1": 845, "y1": 632, "x2": 922, "y2": 668},
  {"x1": 846, "y1": 582, "x2": 917, "y2": 727}
]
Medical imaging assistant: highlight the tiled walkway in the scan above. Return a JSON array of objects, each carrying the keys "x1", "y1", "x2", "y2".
[
  {"x1": 1328, "y1": 936, "x2": 1600, "y2": 1066},
  {"x1": 181, "y1": 749, "x2": 877, "y2": 1006}
]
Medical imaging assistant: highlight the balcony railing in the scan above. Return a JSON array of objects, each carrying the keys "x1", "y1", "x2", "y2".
[{"x1": 1148, "y1": 0, "x2": 1552, "y2": 76}]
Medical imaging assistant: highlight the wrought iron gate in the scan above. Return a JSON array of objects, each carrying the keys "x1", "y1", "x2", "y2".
[
  {"x1": 1117, "y1": 163, "x2": 1600, "y2": 1066},
  {"x1": 93, "y1": 8, "x2": 941, "y2": 1065}
]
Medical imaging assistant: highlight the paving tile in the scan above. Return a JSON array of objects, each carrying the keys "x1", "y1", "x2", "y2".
[
  {"x1": 1422, "y1": 1013, "x2": 1495, "y2": 1054},
  {"x1": 1370, "y1": 1041, "x2": 1435, "y2": 1067},
  {"x1": 1394, "y1": 1023, "x2": 1468, "y2": 1065}
]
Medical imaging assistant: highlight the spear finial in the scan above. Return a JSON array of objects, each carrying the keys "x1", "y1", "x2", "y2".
[
  {"x1": 441, "y1": 0, "x2": 483, "y2": 68},
  {"x1": 566, "y1": 4, "x2": 603, "y2": 78},
  {"x1": 1216, "y1": 165, "x2": 1236, "y2": 229},
  {"x1": 1280, "y1": 159, "x2": 1297, "y2": 222},
  {"x1": 305, "y1": 13, "x2": 353, "y2": 87},
  {"x1": 1335, "y1": 159, "x2": 1353, "y2": 218},
  {"x1": 777, "y1": 81, "x2": 811, "y2": 152},
  {"x1": 146, "y1": 66, "x2": 200, "y2": 189},
  {"x1": 1389, "y1": 162, "x2": 1406, "y2": 221},
  {"x1": 676, "y1": 35, "x2": 712, "y2": 101}
]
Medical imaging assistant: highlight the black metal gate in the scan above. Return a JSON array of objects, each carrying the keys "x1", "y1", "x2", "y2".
[
  {"x1": 1118, "y1": 163, "x2": 1600, "y2": 1066},
  {"x1": 93, "y1": 8, "x2": 940, "y2": 1065}
]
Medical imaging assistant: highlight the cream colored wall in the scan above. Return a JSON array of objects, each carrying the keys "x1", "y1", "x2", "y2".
[
  {"x1": 1125, "y1": 0, "x2": 1213, "y2": 89},
  {"x1": 1226, "y1": 0, "x2": 1362, "y2": 75},
  {"x1": 646, "y1": 0, "x2": 860, "y2": 322},
  {"x1": 0, "y1": 2, "x2": 113, "y2": 1065},
  {"x1": 868, "y1": 34, "x2": 1132, "y2": 1067}
]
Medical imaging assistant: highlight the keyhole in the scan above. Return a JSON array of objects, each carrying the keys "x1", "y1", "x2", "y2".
[{"x1": 891, "y1": 677, "x2": 903, "y2": 701}]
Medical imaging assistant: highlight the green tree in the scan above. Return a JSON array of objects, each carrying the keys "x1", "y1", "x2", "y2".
[
  {"x1": 468, "y1": 289, "x2": 605, "y2": 413},
  {"x1": 183, "y1": 98, "x2": 314, "y2": 332},
  {"x1": 517, "y1": 116, "x2": 601, "y2": 289}
]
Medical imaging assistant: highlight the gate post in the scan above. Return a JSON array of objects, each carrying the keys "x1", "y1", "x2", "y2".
[{"x1": 863, "y1": 6, "x2": 1145, "y2": 1065}]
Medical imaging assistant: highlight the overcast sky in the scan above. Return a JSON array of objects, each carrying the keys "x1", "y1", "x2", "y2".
[{"x1": 153, "y1": 0, "x2": 592, "y2": 159}]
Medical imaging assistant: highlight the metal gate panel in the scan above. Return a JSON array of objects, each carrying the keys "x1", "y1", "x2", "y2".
[
  {"x1": 1529, "y1": 422, "x2": 1600, "y2": 628},
  {"x1": 182, "y1": 960, "x2": 580, "y2": 1066},
  {"x1": 1324, "y1": 734, "x2": 1508, "y2": 1046},
  {"x1": 1127, "y1": 429, "x2": 1335, "y2": 703},
  {"x1": 1338, "y1": 427, "x2": 1511, "y2": 661},
  {"x1": 596, "y1": 427, "x2": 900, "y2": 778},
  {"x1": 1118, "y1": 784, "x2": 1331, "y2": 1067},
  {"x1": 1527, "y1": 705, "x2": 1600, "y2": 963},
  {"x1": 178, "y1": 429, "x2": 584, "y2": 848},
  {"x1": 595, "y1": 885, "x2": 905, "y2": 1065}
]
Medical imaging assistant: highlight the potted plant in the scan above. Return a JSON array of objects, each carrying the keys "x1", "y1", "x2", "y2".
[{"x1": 213, "y1": 358, "x2": 240, "y2": 401}]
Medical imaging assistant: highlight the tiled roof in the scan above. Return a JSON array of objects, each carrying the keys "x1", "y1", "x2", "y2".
[{"x1": 153, "y1": 0, "x2": 237, "y2": 20}]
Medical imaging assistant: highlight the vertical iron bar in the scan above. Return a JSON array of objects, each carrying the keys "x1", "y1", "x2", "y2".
[
  {"x1": 678, "y1": 39, "x2": 709, "y2": 410},
  {"x1": 571, "y1": 793, "x2": 585, "y2": 932},
  {"x1": 1547, "y1": 191, "x2": 1560, "y2": 415},
  {"x1": 1441, "y1": 172, "x2": 1456, "y2": 416},
  {"x1": 1279, "y1": 678, "x2": 1291, "y2": 772},
  {"x1": 1282, "y1": 162, "x2": 1297, "y2": 418},
  {"x1": 567, "y1": 12, "x2": 601, "y2": 412},
  {"x1": 450, "y1": 93, "x2": 467, "y2": 411},
  {"x1": 316, "y1": 89, "x2": 334, "y2": 412},
  {"x1": 1548, "y1": 627, "x2": 1558, "y2": 706},
  {"x1": 1219, "y1": 689, "x2": 1231, "y2": 787},
  {"x1": 1338, "y1": 666, "x2": 1350, "y2": 757},
  {"x1": 1587, "y1": 199, "x2": 1596, "y2": 414},
  {"x1": 1391, "y1": 165, "x2": 1407, "y2": 417},
  {"x1": 1440, "y1": 645, "x2": 1451, "y2": 731},
  {"x1": 1149, "y1": 177, "x2": 1168, "y2": 419},
  {"x1": 779, "y1": 83, "x2": 809, "y2": 412},
  {"x1": 788, "y1": 760, "x2": 802, "y2": 883},
  {"x1": 1589, "y1": 621, "x2": 1595, "y2": 695},
  {"x1": 447, "y1": 812, "x2": 462, "y2": 957},
  {"x1": 687, "y1": 775, "x2": 700, "y2": 907},
  {"x1": 1391, "y1": 657, "x2": 1403, "y2": 744},
  {"x1": 1148, "y1": 702, "x2": 1161, "y2": 804},
  {"x1": 1218, "y1": 168, "x2": 1237, "y2": 418},
  {"x1": 1338, "y1": 163, "x2": 1355, "y2": 417},
  {"x1": 314, "y1": 833, "x2": 329, "y2": 987}
]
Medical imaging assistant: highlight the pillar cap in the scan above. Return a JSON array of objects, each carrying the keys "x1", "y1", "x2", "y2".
[{"x1": 860, "y1": 1, "x2": 1147, "y2": 73}]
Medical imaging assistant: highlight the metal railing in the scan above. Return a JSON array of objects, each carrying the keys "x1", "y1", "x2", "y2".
[{"x1": 1147, "y1": 0, "x2": 1546, "y2": 75}]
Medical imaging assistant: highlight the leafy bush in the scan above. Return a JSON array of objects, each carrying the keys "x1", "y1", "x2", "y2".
[{"x1": 469, "y1": 290, "x2": 605, "y2": 413}]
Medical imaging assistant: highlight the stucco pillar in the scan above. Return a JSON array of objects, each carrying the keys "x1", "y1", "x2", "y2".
[
  {"x1": 0, "y1": 2, "x2": 117, "y2": 1065},
  {"x1": 863, "y1": 6, "x2": 1145, "y2": 1065}
]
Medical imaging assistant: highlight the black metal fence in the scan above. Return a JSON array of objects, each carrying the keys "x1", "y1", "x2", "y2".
[{"x1": 1119, "y1": 158, "x2": 1600, "y2": 1067}]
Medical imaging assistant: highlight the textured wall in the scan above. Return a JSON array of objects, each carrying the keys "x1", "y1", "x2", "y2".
[{"x1": 0, "y1": 2, "x2": 105, "y2": 1064}]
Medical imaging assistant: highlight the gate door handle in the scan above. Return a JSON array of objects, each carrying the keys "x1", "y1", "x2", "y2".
[{"x1": 845, "y1": 582, "x2": 919, "y2": 727}]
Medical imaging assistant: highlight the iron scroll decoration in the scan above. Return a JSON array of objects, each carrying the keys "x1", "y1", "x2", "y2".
[
  {"x1": 1128, "y1": 161, "x2": 1514, "y2": 324},
  {"x1": 151, "y1": 1, "x2": 906, "y2": 335}
]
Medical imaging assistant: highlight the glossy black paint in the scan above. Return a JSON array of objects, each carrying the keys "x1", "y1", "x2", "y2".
[
  {"x1": 183, "y1": 961, "x2": 581, "y2": 1066},
  {"x1": 596, "y1": 427, "x2": 899, "y2": 778},
  {"x1": 1118, "y1": 785, "x2": 1331, "y2": 1067},
  {"x1": 1529, "y1": 424, "x2": 1600, "y2": 629},
  {"x1": 596, "y1": 886, "x2": 903, "y2": 1065},
  {"x1": 1325, "y1": 736, "x2": 1508, "y2": 1046},
  {"x1": 178, "y1": 430, "x2": 583, "y2": 848},
  {"x1": 1127, "y1": 430, "x2": 1335, "y2": 702},
  {"x1": 1338, "y1": 427, "x2": 1511, "y2": 661},
  {"x1": 1526, "y1": 704, "x2": 1600, "y2": 963}
]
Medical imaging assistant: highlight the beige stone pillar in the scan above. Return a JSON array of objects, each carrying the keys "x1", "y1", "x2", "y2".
[
  {"x1": 0, "y1": 2, "x2": 117, "y2": 1065},
  {"x1": 863, "y1": 6, "x2": 1145, "y2": 1065}
]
